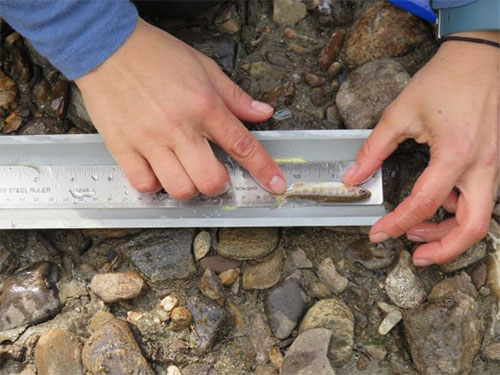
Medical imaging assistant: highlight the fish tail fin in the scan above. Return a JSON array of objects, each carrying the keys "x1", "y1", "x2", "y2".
[{"x1": 272, "y1": 194, "x2": 288, "y2": 209}]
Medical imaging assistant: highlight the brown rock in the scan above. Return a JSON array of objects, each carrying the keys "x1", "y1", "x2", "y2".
[
  {"x1": 90, "y1": 272, "x2": 146, "y2": 303},
  {"x1": 199, "y1": 269, "x2": 224, "y2": 304},
  {"x1": 242, "y1": 248, "x2": 283, "y2": 290},
  {"x1": 310, "y1": 87, "x2": 326, "y2": 107},
  {"x1": 0, "y1": 70, "x2": 17, "y2": 111},
  {"x1": 3, "y1": 110, "x2": 23, "y2": 133},
  {"x1": 200, "y1": 255, "x2": 241, "y2": 273},
  {"x1": 214, "y1": 4, "x2": 241, "y2": 35},
  {"x1": 35, "y1": 329, "x2": 83, "y2": 375},
  {"x1": 170, "y1": 307, "x2": 192, "y2": 330},
  {"x1": 288, "y1": 43, "x2": 306, "y2": 55},
  {"x1": 318, "y1": 29, "x2": 346, "y2": 71},
  {"x1": 49, "y1": 80, "x2": 70, "y2": 118},
  {"x1": 304, "y1": 72, "x2": 326, "y2": 87},
  {"x1": 327, "y1": 61, "x2": 343, "y2": 79},
  {"x1": 218, "y1": 227, "x2": 279, "y2": 260},
  {"x1": 218, "y1": 268, "x2": 240, "y2": 286}
]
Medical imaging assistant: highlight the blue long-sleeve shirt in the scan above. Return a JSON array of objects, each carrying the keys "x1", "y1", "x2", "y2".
[{"x1": 0, "y1": 0, "x2": 478, "y2": 80}]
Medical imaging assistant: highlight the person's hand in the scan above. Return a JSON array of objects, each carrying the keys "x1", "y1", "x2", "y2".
[
  {"x1": 343, "y1": 31, "x2": 500, "y2": 266},
  {"x1": 75, "y1": 18, "x2": 286, "y2": 199}
]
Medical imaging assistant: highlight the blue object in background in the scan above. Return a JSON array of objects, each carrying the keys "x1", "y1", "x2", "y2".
[{"x1": 388, "y1": 0, "x2": 438, "y2": 22}]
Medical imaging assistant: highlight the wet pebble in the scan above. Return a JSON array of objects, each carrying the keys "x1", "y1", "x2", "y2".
[
  {"x1": 311, "y1": 0, "x2": 353, "y2": 26},
  {"x1": 169, "y1": 306, "x2": 192, "y2": 331},
  {"x1": 251, "y1": 312, "x2": 277, "y2": 365},
  {"x1": 35, "y1": 329, "x2": 83, "y2": 375},
  {"x1": 483, "y1": 342, "x2": 500, "y2": 361},
  {"x1": 317, "y1": 257, "x2": 348, "y2": 295},
  {"x1": 0, "y1": 70, "x2": 18, "y2": 111},
  {"x1": 119, "y1": 229, "x2": 196, "y2": 282},
  {"x1": 309, "y1": 87, "x2": 326, "y2": 107},
  {"x1": 166, "y1": 365, "x2": 182, "y2": 375},
  {"x1": 265, "y1": 50, "x2": 290, "y2": 68},
  {"x1": 327, "y1": 61, "x2": 343, "y2": 79},
  {"x1": 49, "y1": 80, "x2": 70, "y2": 118},
  {"x1": 299, "y1": 297, "x2": 354, "y2": 366},
  {"x1": 288, "y1": 43, "x2": 306, "y2": 55},
  {"x1": 82, "y1": 311, "x2": 154, "y2": 375},
  {"x1": 200, "y1": 255, "x2": 241, "y2": 273},
  {"x1": 187, "y1": 296, "x2": 230, "y2": 354},
  {"x1": 272, "y1": 108, "x2": 293, "y2": 121},
  {"x1": 261, "y1": 81, "x2": 295, "y2": 107},
  {"x1": 440, "y1": 240, "x2": 487, "y2": 273},
  {"x1": 377, "y1": 302, "x2": 402, "y2": 335},
  {"x1": 182, "y1": 363, "x2": 213, "y2": 375},
  {"x1": 345, "y1": 238, "x2": 402, "y2": 270},
  {"x1": 317, "y1": 29, "x2": 346, "y2": 71},
  {"x1": 218, "y1": 268, "x2": 240, "y2": 286},
  {"x1": 12, "y1": 47, "x2": 32, "y2": 83},
  {"x1": 217, "y1": 227, "x2": 278, "y2": 260},
  {"x1": 214, "y1": 4, "x2": 240, "y2": 35},
  {"x1": 384, "y1": 250, "x2": 426, "y2": 309},
  {"x1": 344, "y1": 2, "x2": 430, "y2": 69},
  {"x1": 361, "y1": 344, "x2": 387, "y2": 361},
  {"x1": 199, "y1": 268, "x2": 224, "y2": 304},
  {"x1": 0, "y1": 261, "x2": 61, "y2": 331},
  {"x1": 336, "y1": 59, "x2": 410, "y2": 129},
  {"x1": 428, "y1": 272, "x2": 478, "y2": 301},
  {"x1": 90, "y1": 271, "x2": 146, "y2": 303},
  {"x1": 160, "y1": 295, "x2": 178, "y2": 312},
  {"x1": 256, "y1": 364, "x2": 278, "y2": 375},
  {"x1": 242, "y1": 248, "x2": 283, "y2": 290},
  {"x1": 304, "y1": 72, "x2": 326, "y2": 87},
  {"x1": 471, "y1": 263, "x2": 487, "y2": 289},
  {"x1": 281, "y1": 328, "x2": 336, "y2": 375},
  {"x1": 193, "y1": 230, "x2": 211, "y2": 261},
  {"x1": 265, "y1": 274, "x2": 307, "y2": 339},
  {"x1": 268, "y1": 346, "x2": 283, "y2": 370},
  {"x1": 291, "y1": 247, "x2": 312, "y2": 269},
  {"x1": 20, "y1": 117, "x2": 67, "y2": 135},
  {"x1": 273, "y1": 0, "x2": 307, "y2": 26},
  {"x1": 325, "y1": 105, "x2": 342, "y2": 128}
]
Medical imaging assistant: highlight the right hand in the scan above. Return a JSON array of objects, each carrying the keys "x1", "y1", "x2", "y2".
[{"x1": 75, "y1": 18, "x2": 286, "y2": 199}]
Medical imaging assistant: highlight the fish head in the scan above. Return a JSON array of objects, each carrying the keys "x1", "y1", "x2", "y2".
[{"x1": 357, "y1": 187, "x2": 371, "y2": 200}]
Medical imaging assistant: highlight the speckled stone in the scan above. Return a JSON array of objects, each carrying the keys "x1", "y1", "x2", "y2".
[
  {"x1": 35, "y1": 329, "x2": 83, "y2": 375},
  {"x1": 90, "y1": 272, "x2": 146, "y2": 303},
  {"x1": 273, "y1": 0, "x2": 307, "y2": 26},
  {"x1": 218, "y1": 227, "x2": 279, "y2": 260},
  {"x1": 242, "y1": 248, "x2": 283, "y2": 290},
  {"x1": 193, "y1": 231, "x2": 211, "y2": 261}
]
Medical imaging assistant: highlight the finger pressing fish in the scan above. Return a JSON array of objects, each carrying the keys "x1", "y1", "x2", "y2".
[{"x1": 274, "y1": 182, "x2": 371, "y2": 208}]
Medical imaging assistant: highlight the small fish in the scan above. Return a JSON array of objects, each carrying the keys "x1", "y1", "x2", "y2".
[{"x1": 274, "y1": 182, "x2": 371, "y2": 208}]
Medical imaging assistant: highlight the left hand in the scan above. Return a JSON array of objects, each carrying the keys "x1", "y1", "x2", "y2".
[{"x1": 343, "y1": 31, "x2": 500, "y2": 266}]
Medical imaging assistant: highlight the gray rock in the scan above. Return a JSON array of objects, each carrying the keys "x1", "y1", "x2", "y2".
[
  {"x1": 483, "y1": 343, "x2": 500, "y2": 361},
  {"x1": 0, "y1": 261, "x2": 61, "y2": 331},
  {"x1": 187, "y1": 296, "x2": 230, "y2": 354},
  {"x1": 265, "y1": 275, "x2": 307, "y2": 339},
  {"x1": 377, "y1": 302, "x2": 403, "y2": 335},
  {"x1": 214, "y1": 4, "x2": 241, "y2": 35},
  {"x1": 344, "y1": 238, "x2": 402, "y2": 270},
  {"x1": 317, "y1": 257, "x2": 348, "y2": 294},
  {"x1": 242, "y1": 248, "x2": 283, "y2": 290},
  {"x1": 218, "y1": 227, "x2": 279, "y2": 260},
  {"x1": 35, "y1": 329, "x2": 83, "y2": 375},
  {"x1": 291, "y1": 247, "x2": 313, "y2": 269},
  {"x1": 189, "y1": 33, "x2": 237, "y2": 74},
  {"x1": 440, "y1": 241, "x2": 487, "y2": 273},
  {"x1": 471, "y1": 263, "x2": 487, "y2": 289},
  {"x1": 428, "y1": 272, "x2": 478, "y2": 301},
  {"x1": 360, "y1": 345, "x2": 387, "y2": 361},
  {"x1": 403, "y1": 276, "x2": 482, "y2": 375},
  {"x1": 90, "y1": 272, "x2": 146, "y2": 303},
  {"x1": 82, "y1": 311, "x2": 154, "y2": 375},
  {"x1": 193, "y1": 231, "x2": 211, "y2": 261},
  {"x1": 281, "y1": 328, "x2": 336, "y2": 375},
  {"x1": 299, "y1": 298, "x2": 354, "y2": 366},
  {"x1": 273, "y1": 0, "x2": 307, "y2": 26},
  {"x1": 182, "y1": 363, "x2": 213, "y2": 375},
  {"x1": 199, "y1": 269, "x2": 224, "y2": 304},
  {"x1": 384, "y1": 250, "x2": 426, "y2": 309},
  {"x1": 251, "y1": 313, "x2": 278, "y2": 365},
  {"x1": 119, "y1": 229, "x2": 195, "y2": 282},
  {"x1": 336, "y1": 59, "x2": 410, "y2": 129}
]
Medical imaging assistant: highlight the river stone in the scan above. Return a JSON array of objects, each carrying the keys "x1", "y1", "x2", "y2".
[
  {"x1": 403, "y1": 278, "x2": 481, "y2": 375},
  {"x1": 182, "y1": 363, "x2": 213, "y2": 375},
  {"x1": 281, "y1": 328, "x2": 336, "y2": 375},
  {"x1": 218, "y1": 227, "x2": 279, "y2": 260},
  {"x1": 242, "y1": 248, "x2": 283, "y2": 290},
  {"x1": 384, "y1": 250, "x2": 426, "y2": 309},
  {"x1": 317, "y1": 257, "x2": 348, "y2": 295},
  {"x1": 119, "y1": 229, "x2": 195, "y2": 282},
  {"x1": 273, "y1": 0, "x2": 307, "y2": 26},
  {"x1": 336, "y1": 59, "x2": 410, "y2": 129},
  {"x1": 35, "y1": 328, "x2": 83, "y2": 375},
  {"x1": 200, "y1": 255, "x2": 241, "y2": 273},
  {"x1": 82, "y1": 311, "x2": 154, "y2": 375},
  {"x1": 90, "y1": 272, "x2": 146, "y2": 303},
  {"x1": 344, "y1": 238, "x2": 402, "y2": 270},
  {"x1": 299, "y1": 298, "x2": 354, "y2": 366},
  {"x1": 187, "y1": 296, "x2": 230, "y2": 354},
  {"x1": 199, "y1": 269, "x2": 224, "y2": 304},
  {"x1": 428, "y1": 272, "x2": 478, "y2": 302},
  {"x1": 193, "y1": 231, "x2": 211, "y2": 261},
  {"x1": 311, "y1": 0, "x2": 352, "y2": 26},
  {"x1": 251, "y1": 312, "x2": 278, "y2": 365},
  {"x1": 483, "y1": 343, "x2": 500, "y2": 361},
  {"x1": 440, "y1": 241, "x2": 487, "y2": 273},
  {"x1": 265, "y1": 274, "x2": 307, "y2": 339},
  {"x1": 0, "y1": 261, "x2": 61, "y2": 331},
  {"x1": 317, "y1": 29, "x2": 346, "y2": 71},
  {"x1": 343, "y1": 2, "x2": 430, "y2": 69}
]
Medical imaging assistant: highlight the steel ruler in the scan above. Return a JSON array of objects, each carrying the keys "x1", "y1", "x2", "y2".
[{"x1": 0, "y1": 130, "x2": 385, "y2": 228}]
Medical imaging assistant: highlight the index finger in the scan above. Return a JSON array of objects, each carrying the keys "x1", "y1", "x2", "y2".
[{"x1": 206, "y1": 109, "x2": 286, "y2": 194}]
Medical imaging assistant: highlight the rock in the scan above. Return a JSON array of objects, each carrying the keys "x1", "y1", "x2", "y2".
[
  {"x1": 265, "y1": 274, "x2": 307, "y2": 339},
  {"x1": 247, "y1": 0, "x2": 260, "y2": 27},
  {"x1": 403, "y1": 280, "x2": 481, "y2": 375},
  {"x1": 167, "y1": 365, "x2": 182, "y2": 375},
  {"x1": 344, "y1": 2, "x2": 430, "y2": 69},
  {"x1": 169, "y1": 306, "x2": 192, "y2": 331},
  {"x1": 0, "y1": 70, "x2": 17, "y2": 111},
  {"x1": 384, "y1": 250, "x2": 426, "y2": 309},
  {"x1": 90, "y1": 272, "x2": 146, "y2": 303},
  {"x1": 273, "y1": 0, "x2": 307, "y2": 27},
  {"x1": 242, "y1": 248, "x2": 283, "y2": 290},
  {"x1": 288, "y1": 43, "x2": 306, "y2": 55},
  {"x1": 187, "y1": 296, "x2": 230, "y2": 354},
  {"x1": 218, "y1": 227, "x2": 279, "y2": 260},
  {"x1": 483, "y1": 343, "x2": 500, "y2": 361},
  {"x1": 336, "y1": 59, "x2": 410, "y2": 129},
  {"x1": 0, "y1": 246, "x2": 17, "y2": 276},
  {"x1": 487, "y1": 230, "x2": 500, "y2": 299},
  {"x1": 471, "y1": 263, "x2": 487, "y2": 289},
  {"x1": 299, "y1": 298, "x2": 354, "y2": 366},
  {"x1": 218, "y1": 268, "x2": 240, "y2": 286},
  {"x1": 291, "y1": 247, "x2": 312, "y2": 269},
  {"x1": 251, "y1": 313, "x2": 278, "y2": 365},
  {"x1": 281, "y1": 328, "x2": 336, "y2": 375},
  {"x1": 49, "y1": 80, "x2": 70, "y2": 118},
  {"x1": 345, "y1": 238, "x2": 402, "y2": 270},
  {"x1": 317, "y1": 29, "x2": 346, "y2": 71},
  {"x1": 261, "y1": 81, "x2": 295, "y2": 107},
  {"x1": 256, "y1": 364, "x2": 278, "y2": 375},
  {"x1": 200, "y1": 255, "x2": 241, "y2": 273},
  {"x1": 3, "y1": 110, "x2": 23, "y2": 133},
  {"x1": 35, "y1": 329, "x2": 83, "y2": 375},
  {"x1": 310, "y1": 87, "x2": 326, "y2": 107},
  {"x1": 327, "y1": 61, "x2": 343, "y2": 79},
  {"x1": 269, "y1": 346, "x2": 283, "y2": 370},
  {"x1": 361, "y1": 344, "x2": 387, "y2": 361},
  {"x1": 377, "y1": 302, "x2": 403, "y2": 335},
  {"x1": 199, "y1": 269, "x2": 224, "y2": 304},
  {"x1": 304, "y1": 72, "x2": 326, "y2": 87},
  {"x1": 182, "y1": 363, "x2": 213, "y2": 375},
  {"x1": 12, "y1": 47, "x2": 32, "y2": 83},
  {"x1": 325, "y1": 105, "x2": 342, "y2": 128},
  {"x1": 428, "y1": 272, "x2": 478, "y2": 301},
  {"x1": 190, "y1": 33, "x2": 237, "y2": 74},
  {"x1": 440, "y1": 241, "x2": 487, "y2": 273},
  {"x1": 119, "y1": 229, "x2": 196, "y2": 282},
  {"x1": 193, "y1": 231, "x2": 211, "y2": 261},
  {"x1": 0, "y1": 261, "x2": 61, "y2": 331},
  {"x1": 214, "y1": 4, "x2": 241, "y2": 35},
  {"x1": 160, "y1": 295, "x2": 178, "y2": 312},
  {"x1": 67, "y1": 84, "x2": 95, "y2": 133},
  {"x1": 317, "y1": 257, "x2": 348, "y2": 295},
  {"x1": 311, "y1": 0, "x2": 352, "y2": 26},
  {"x1": 19, "y1": 117, "x2": 68, "y2": 135},
  {"x1": 82, "y1": 311, "x2": 154, "y2": 375},
  {"x1": 266, "y1": 51, "x2": 290, "y2": 68}
]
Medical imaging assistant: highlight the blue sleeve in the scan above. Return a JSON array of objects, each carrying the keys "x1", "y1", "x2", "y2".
[
  {"x1": 387, "y1": 0, "x2": 480, "y2": 22},
  {"x1": 0, "y1": 0, "x2": 139, "y2": 80}
]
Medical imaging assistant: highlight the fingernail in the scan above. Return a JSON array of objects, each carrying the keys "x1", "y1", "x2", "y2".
[
  {"x1": 269, "y1": 175, "x2": 286, "y2": 194},
  {"x1": 370, "y1": 232, "x2": 389, "y2": 243},
  {"x1": 407, "y1": 234, "x2": 425, "y2": 242},
  {"x1": 251, "y1": 100, "x2": 273, "y2": 114},
  {"x1": 343, "y1": 162, "x2": 358, "y2": 181},
  {"x1": 413, "y1": 258, "x2": 434, "y2": 267},
  {"x1": 217, "y1": 182, "x2": 231, "y2": 195}
]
